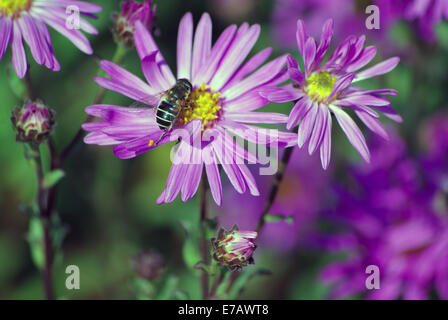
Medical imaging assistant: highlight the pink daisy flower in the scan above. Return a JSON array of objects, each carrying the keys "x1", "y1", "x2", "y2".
[
  {"x1": 83, "y1": 13, "x2": 296, "y2": 206},
  {"x1": 264, "y1": 19, "x2": 402, "y2": 169},
  {"x1": 0, "y1": 0, "x2": 101, "y2": 78}
]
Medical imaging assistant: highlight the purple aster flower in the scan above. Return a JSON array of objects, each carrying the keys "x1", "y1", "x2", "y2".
[
  {"x1": 264, "y1": 18, "x2": 401, "y2": 169},
  {"x1": 211, "y1": 225, "x2": 257, "y2": 271},
  {"x1": 218, "y1": 148, "x2": 331, "y2": 251},
  {"x1": 0, "y1": 0, "x2": 101, "y2": 78},
  {"x1": 83, "y1": 13, "x2": 296, "y2": 206},
  {"x1": 319, "y1": 130, "x2": 448, "y2": 300},
  {"x1": 112, "y1": 0, "x2": 156, "y2": 48}
]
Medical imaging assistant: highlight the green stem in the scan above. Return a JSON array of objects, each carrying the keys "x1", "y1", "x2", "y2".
[
  {"x1": 255, "y1": 146, "x2": 294, "y2": 233},
  {"x1": 30, "y1": 144, "x2": 54, "y2": 300},
  {"x1": 24, "y1": 68, "x2": 36, "y2": 100},
  {"x1": 224, "y1": 137, "x2": 296, "y2": 296},
  {"x1": 209, "y1": 268, "x2": 223, "y2": 299},
  {"x1": 199, "y1": 174, "x2": 210, "y2": 300}
]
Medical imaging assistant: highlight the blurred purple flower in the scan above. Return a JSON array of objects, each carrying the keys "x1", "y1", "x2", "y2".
[
  {"x1": 83, "y1": 13, "x2": 296, "y2": 206},
  {"x1": 404, "y1": 0, "x2": 448, "y2": 41},
  {"x1": 319, "y1": 130, "x2": 448, "y2": 300},
  {"x1": 112, "y1": 0, "x2": 156, "y2": 48},
  {"x1": 0, "y1": 0, "x2": 101, "y2": 78},
  {"x1": 419, "y1": 112, "x2": 448, "y2": 208},
  {"x1": 272, "y1": 0, "x2": 365, "y2": 49},
  {"x1": 131, "y1": 250, "x2": 165, "y2": 280},
  {"x1": 271, "y1": 0, "x2": 406, "y2": 50},
  {"x1": 272, "y1": 0, "x2": 447, "y2": 50},
  {"x1": 420, "y1": 111, "x2": 448, "y2": 162},
  {"x1": 263, "y1": 18, "x2": 401, "y2": 169},
  {"x1": 219, "y1": 148, "x2": 331, "y2": 251}
]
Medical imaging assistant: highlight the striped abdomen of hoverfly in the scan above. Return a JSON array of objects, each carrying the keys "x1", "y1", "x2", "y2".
[{"x1": 155, "y1": 78, "x2": 192, "y2": 130}]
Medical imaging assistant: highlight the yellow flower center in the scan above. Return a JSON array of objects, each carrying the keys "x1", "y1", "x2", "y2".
[
  {"x1": 305, "y1": 71, "x2": 336, "y2": 102},
  {"x1": 0, "y1": 0, "x2": 32, "y2": 17},
  {"x1": 182, "y1": 83, "x2": 222, "y2": 130}
]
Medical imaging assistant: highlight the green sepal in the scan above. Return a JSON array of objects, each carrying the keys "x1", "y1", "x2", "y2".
[{"x1": 43, "y1": 169, "x2": 65, "y2": 189}]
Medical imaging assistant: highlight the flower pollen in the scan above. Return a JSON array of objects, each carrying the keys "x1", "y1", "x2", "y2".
[
  {"x1": 183, "y1": 83, "x2": 222, "y2": 130},
  {"x1": 0, "y1": 0, "x2": 32, "y2": 17},
  {"x1": 305, "y1": 71, "x2": 336, "y2": 102}
]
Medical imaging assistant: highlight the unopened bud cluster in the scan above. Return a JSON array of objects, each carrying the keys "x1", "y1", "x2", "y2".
[
  {"x1": 112, "y1": 0, "x2": 156, "y2": 47},
  {"x1": 11, "y1": 100, "x2": 55, "y2": 145},
  {"x1": 211, "y1": 225, "x2": 257, "y2": 271}
]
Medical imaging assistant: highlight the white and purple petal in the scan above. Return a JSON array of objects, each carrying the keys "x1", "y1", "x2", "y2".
[{"x1": 330, "y1": 106, "x2": 370, "y2": 163}]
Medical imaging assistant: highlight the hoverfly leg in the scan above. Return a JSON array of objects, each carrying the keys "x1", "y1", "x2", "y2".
[
  {"x1": 155, "y1": 123, "x2": 174, "y2": 146},
  {"x1": 155, "y1": 130, "x2": 168, "y2": 146}
]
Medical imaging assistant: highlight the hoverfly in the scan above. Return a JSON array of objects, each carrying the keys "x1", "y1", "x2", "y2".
[{"x1": 131, "y1": 79, "x2": 193, "y2": 145}]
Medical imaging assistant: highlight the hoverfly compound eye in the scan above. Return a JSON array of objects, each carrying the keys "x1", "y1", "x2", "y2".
[{"x1": 177, "y1": 79, "x2": 193, "y2": 91}]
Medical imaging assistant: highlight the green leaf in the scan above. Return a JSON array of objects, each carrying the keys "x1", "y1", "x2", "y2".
[
  {"x1": 179, "y1": 220, "x2": 195, "y2": 236},
  {"x1": 204, "y1": 217, "x2": 218, "y2": 239},
  {"x1": 50, "y1": 214, "x2": 68, "y2": 265},
  {"x1": 132, "y1": 278, "x2": 155, "y2": 300},
  {"x1": 26, "y1": 218, "x2": 45, "y2": 270},
  {"x1": 156, "y1": 275, "x2": 178, "y2": 300},
  {"x1": 182, "y1": 236, "x2": 202, "y2": 269},
  {"x1": 289, "y1": 272, "x2": 331, "y2": 300},
  {"x1": 435, "y1": 21, "x2": 448, "y2": 50},
  {"x1": 215, "y1": 269, "x2": 232, "y2": 297},
  {"x1": 7, "y1": 68, "x2": 26, "y2": 99},
  {"x1": 227, "y1": 268, "x2": 272, "y2": 299},
  {"x1": 43, "y1": 169, "x2": 65, "y2": 189},
  {"x1": 193, "y1": 261, "x2": 212, "y2": 275},
  {"x1": 264, "y1": 214, "x2": 294, "y2": 224},
  {"x1": 173, "y1": 290, "x2": 190, "y2": 300},
  {"x1": 18, "y1": 203, "x2": 38, "y2": 218}
]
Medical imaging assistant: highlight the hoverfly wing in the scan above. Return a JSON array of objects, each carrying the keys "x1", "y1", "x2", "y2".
[
  {"x1": 128, "y1": 92, "x2": 165, "y2": 109},
  {"x1": 128, "y1": 101, "x2": 154, "y2": 108}
]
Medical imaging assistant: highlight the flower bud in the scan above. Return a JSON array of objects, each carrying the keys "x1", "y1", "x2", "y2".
[
  {"x1": 11, "y1": 100, "x2": 55, "y2": 145},
  {"x1": 112, "y1": 0, "x2": 156, "y2": 47},
  {"x1": 131, "y1": 250, "x2": 165, "y2": 280},
  {"x1": 211, "y1": 225, "x2": 257, "y2": 271}
]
